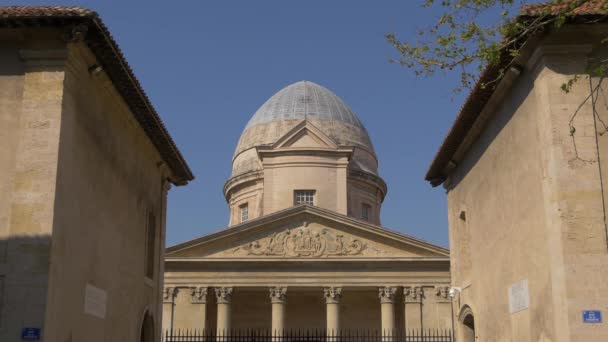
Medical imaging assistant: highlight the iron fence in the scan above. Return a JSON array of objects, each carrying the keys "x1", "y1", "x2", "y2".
[{"x1": 163, "y1": 329, "x2": 453, "y2": 342}]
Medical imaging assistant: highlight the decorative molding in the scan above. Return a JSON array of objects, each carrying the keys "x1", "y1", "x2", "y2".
[
  {"x1": 378, "y1": 286, "x2": 398, "y2": 304},
  {"x1": 236, "y1": 226, "x2": 365, "y2": 257},
  {"x1": 214, "y1": 287, "x2": 233, "y2": 304},
  {"x1": 404, "y1": 286, "x2": 424, "y2": 303},
  {"x1": 163, "y1": 287, "x2": 178, "y2": 304},
  {"x1": 269, "y1": 286, "x2": 287, "y2": 304},
  {"x1": 191, "y1": 287, "x2": 208, "y2": 304},
  {"x1": 324, "y1": 287, "x2": 342, "y2": 304}
]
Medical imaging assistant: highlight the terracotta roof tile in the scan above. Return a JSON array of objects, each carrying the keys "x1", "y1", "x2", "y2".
[
  {"x1": 0, "y1": 6, "x2": 194, "y2": 185},
  {"x1": 521, "y1": 0, "x2": 608, "y2": 16}
]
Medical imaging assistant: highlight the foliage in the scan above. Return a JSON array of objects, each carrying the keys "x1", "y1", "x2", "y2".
[{"x1": 386, "y1": 0, "x2": 608, "y2": 93}]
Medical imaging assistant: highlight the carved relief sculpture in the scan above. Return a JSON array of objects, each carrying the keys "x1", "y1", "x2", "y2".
[{"x1": 239, "y1": 227, "x2": 365, "y2": 257}]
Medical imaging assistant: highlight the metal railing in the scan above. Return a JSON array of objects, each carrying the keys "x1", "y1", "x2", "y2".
[{"x1": 163, "y1": 329, "x2": 453, "y2": 342}]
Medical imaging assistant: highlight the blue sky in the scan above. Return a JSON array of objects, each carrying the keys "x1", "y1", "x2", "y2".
[{"x1": 20, "y1": 0, "x2": 471, "y2": 247}]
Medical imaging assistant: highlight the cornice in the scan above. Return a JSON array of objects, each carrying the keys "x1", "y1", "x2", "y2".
[
  {"x1": 223, "y1": 170, "x2": 264, "y2": 201},
  {"x1": 348, "y1": 169, "x2": 388, "y2": 201}
]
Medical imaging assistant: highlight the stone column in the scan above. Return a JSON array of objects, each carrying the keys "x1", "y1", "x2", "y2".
[
  {"x1": 324, "y1": 287, "x2": 342, "y2": 336},
  {"x1": 269, "y1": 286, "x2": 287, "y2": 335},
  {"x1": 404, "y1": 287, "x2": 423, "y2": 332},
  {"x1": 215, "y1": 287, "x2": 233, "y2": 335},
  {"x1": 191, "y1": 287, "x2": 208, "y2": 332},
  {"x1": 378, "y1": 287, "x2": 397, "y2": 337},
  {"x1": 162, "y1": 287, "x2": 178, "y2": 333}
]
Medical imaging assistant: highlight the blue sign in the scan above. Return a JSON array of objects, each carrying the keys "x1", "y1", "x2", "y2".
[
  {"x1": 583, "y1": 310, "x2": 602, "y2": 323},
  {"x1": 21, "y1": 328, "x2": 41, "y2": 340}
]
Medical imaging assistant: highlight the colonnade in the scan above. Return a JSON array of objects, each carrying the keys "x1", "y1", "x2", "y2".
[{"x1": 163, "y1": 285, "x2": 451, "y2": 335}]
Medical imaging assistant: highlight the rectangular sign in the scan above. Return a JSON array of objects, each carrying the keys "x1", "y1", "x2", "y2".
[
  {"x1": 21, "y1": 328, "x2": 41, "y2": 340},
  {"x1": 583, "y1": 310, "x2": 602, "y2": 323},
  {"x1": 509, "y1": 279, "x2": 529, "y2": 314},
  {"x1": 84, "y1": 283, "x2": 107, "y2": 319}
]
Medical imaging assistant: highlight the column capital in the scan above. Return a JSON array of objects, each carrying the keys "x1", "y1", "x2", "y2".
[
  {"x1": 191, "y1": 286, "x2": 208, "y2": 304},
  {"x1": 163, "y1": 287, "x2": 178, "y2": 304},
  {"x1": 404, "y1": 286, "x2": 424, "y2": 303},
  {"x1": 435, "y1": 286, "x2": 450, "y2": 301},
  {"x1": 324, "y1": 287, "x2": 342, "y2": 304},
  {"x1": 269, "y1": 286, "x2": 287, "y2": 304},
  {"x1": 378, "y1": 286, "x2": 398, "y2": 304},
  {"x1": 214, "y1": 287, "x2": 233, "y2": 304}
]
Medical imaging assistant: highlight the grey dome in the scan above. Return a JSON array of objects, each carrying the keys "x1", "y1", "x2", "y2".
[
  {"x1": 245, "y1": 81, "x2": 367, "y2": 131},
  {"x1": 232, "y1": 81, "x2": 378, "y2": 177}
]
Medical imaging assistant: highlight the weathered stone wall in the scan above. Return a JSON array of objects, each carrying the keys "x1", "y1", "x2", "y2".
[
  {"x1": 446, "y1": 28, "x2": 608, "y2": 341},
  {"x1": 0, "y1": 31, "x2": 171, "y2": 341},
  {"x1": 0, "y1": 31, "x2": 66, "y2": 341},
  {"x1": 41, "y1": 42, "x2": 169, "y2": 341}
]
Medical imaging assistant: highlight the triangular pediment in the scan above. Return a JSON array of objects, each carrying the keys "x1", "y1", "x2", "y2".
[
  {"x1": 272, "y1": 121, "x2": 338, "y2": 150},
  {"x1": 167, "y1": 206, "x2": 449, "y2": 259}
]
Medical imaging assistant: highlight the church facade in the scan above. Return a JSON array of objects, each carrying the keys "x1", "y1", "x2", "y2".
[{"x1": 163, "y1": 81, "x2": 451, "y2": 335}]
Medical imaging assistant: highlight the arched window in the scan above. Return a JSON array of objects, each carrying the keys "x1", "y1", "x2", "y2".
[{"x1": 458, "y1": 305, "x2": 475, "y2": 342}]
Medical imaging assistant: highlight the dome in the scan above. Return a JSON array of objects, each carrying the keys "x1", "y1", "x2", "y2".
[{"x1": 232, "y1": 81, "x2": 378, "y2": 177}]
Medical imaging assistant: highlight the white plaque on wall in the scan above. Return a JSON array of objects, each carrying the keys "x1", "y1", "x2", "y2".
[
  {"x1": 509, "y1": 279, "x2": 529, "y2": 314},
  {"x1": 84, "y1": 283, "x2": 107, "y2": 319}
]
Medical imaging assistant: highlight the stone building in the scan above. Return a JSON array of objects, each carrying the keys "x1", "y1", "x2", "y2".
[
  {"x1": 164, "y1": 81, "x2": 451, "y2": 335},
  {"x1": 425, "y1": 2, "x2": 608, "y2": 342},
  {"x1": 0, "y1": 7, "x2": 192, "y2": 342}
]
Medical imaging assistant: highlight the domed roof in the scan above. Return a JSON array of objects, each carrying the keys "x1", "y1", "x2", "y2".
[
  {"x1": 245, "y1": 81, "x2": 368, "y2": 131},
  {"x1": 232, "y1": 81, "x2": 378, "y2": 177}
]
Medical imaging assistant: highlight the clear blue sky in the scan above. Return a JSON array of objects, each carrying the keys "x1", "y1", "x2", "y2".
[{"x1": 24, "y1": 0, "x2": 470, "y2": 247}]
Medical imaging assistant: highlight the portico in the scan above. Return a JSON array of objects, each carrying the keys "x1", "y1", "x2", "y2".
[
  {"x1": 163, "y1": 285, "x2": 447, "y2": 334},
  {"x1": 163, "y1": 206, "x2": 451, "y2": 334}
]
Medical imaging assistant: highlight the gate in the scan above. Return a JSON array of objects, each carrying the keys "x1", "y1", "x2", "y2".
[{"x1": 163, "y1": 329, "x2": 453, "y2": 342}]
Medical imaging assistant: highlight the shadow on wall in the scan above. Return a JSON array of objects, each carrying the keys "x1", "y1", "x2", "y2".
[
  {"x1": 445, "y1": 72, "x2": 534, "y2": 190},
  {"x1": 0, "y1": 235, "x2": 52, "y2": 339}
]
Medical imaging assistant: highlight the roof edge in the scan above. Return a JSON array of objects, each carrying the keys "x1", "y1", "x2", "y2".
[
  {"x1": 0, "y1": 6, "x2": 194, "y2": 185},
  {"x1": 166, "y1": 204, "x2": 450, "y2": 257},
  {"x1": 424, "y1": 2, "x2": 608, "y2": 187}
]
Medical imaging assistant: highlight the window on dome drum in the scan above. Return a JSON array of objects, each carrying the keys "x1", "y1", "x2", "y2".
[
  {"x1": 144, "y1": 212, "x2": 157, "y2": 279},
  {"x1": 294, "y1": 190, "x2": 315, "y2": 206},
  {"x1": 240, "y1": 203, "x2": 249, "y2": 223},
  {"x1": 362, "y1": 203, "x2": 371, "y2": 221}
]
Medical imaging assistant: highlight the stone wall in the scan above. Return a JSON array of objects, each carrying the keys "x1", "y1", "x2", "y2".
[
  {"x1": 446, "y1": 28, "x2": 608, "y2": 341},
  {"x1": 0, "y1": 32, "x2": 66, "y2": 341},
  {"x1": 0, "y1": 31, "x2": 171, "y2": 341}
]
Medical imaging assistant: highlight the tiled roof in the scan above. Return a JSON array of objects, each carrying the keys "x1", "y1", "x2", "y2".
[
  {"x1": 521, "y1": 0, "x2": 608, "y2": 16},
  {"x1": 0, "y1": 6, "x2": 194, "y2": 185},
  {"x1": 425, "y1": 0, "x2": 608, "y2": 186}
]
